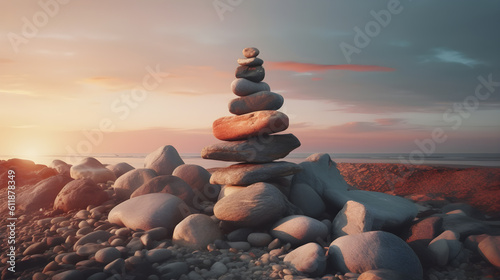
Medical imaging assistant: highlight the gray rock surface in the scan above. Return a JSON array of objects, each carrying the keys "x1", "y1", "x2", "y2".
[
  {"x1": 173, "y1": 214, "x2": 223, "y2": 250},
  {"x1": 284, "y1": 242, "x2": 326, "y2": 277},
  {"x1": 144, "y1": 145, "x2": 184, "y2": 175},
  {"x1": 229, "y1": 91, "x2": 284, "y2": 115},
  {"x1": 271, "y1": 215, "x2": 329, "y2": 246},
  {"x1": 112, "y1": 168, "x2": 157, "y2": 200},
  {"x1": 70, "y1": 157, "x2": 116, "y2": 183},
  {"x1": 231, "y1": 78, "x2": 270, "y2": 96},
  {"x1": 210, "y1": 161, "x2": 301, "y2": 186}
]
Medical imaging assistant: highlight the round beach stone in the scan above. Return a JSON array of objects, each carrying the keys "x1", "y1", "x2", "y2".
[
  {"x1": 247, "y1": 233, "x2": 273, "y2": 247},
  {"x1": 73, "y1": 230, "x2": 113, "y2": 250},
  {"x1": 209, "y1": 161, "x2": 301, "y2": 186},
  {"x1": 95, "y1": 247, "x2": 121, "y2": 264},
  {"x1": 130, "y1": 175, "x2": 195, "y2": 208},
  {"x1": 332, "y1": 200, "x2": 374, "y2": 238},
  {"x1": 229, "y1": 91, "x2": 284, "y2": 115},
  {"x1": 231, "y1": 78, "x2": 270, "y2": 96},
  {"x1": 146, "y1": 248, "x2": 173, "y2": 263},
  {"x1": 108, "y1": 193, "x2": 191, "y2": 233},
  {"x1": 173, "y1": 214, "x2": 223, "y2": 250},
  {"x1": 328, "y1": 231, "x2": 423, "y2": 279},
  {"x1": 243, "y1": 47, "x2": 259, "y2": 58},
  {"x1": 202, "y1": 134, "x2": 301, "y2": 163},
  {"x1": 70, "y1": 157, "x2": 116, "y2": 183},
  {"x1": 144, "y1": 145, "x2": 184, "y2": 175},
  {"x1": 54, "y1": 179, "x2": 108, "y2": 212},
  {"x1": 18, "y1": 174, "x2": 73, "y2": 212},
  {"x1": 172, "y1": 164, "x2": 219, "y2": 202},
  {"x1": 213, "y1": 110, "x2": 288, "y2": 141},
  {"x1": 214, "y1": 182, "x2": 298, "y2": 228},
  {"x1": 112, "y1": 168, "x2": 158, "y2": 200},
  {"x1": 237, "y1": 57, "x2": 263, "y2": 66},
  {"x1": 271, "y1": 215, "x2": 329, "y2": 246},
  {"x1": 106, "y1": 162, "x2": 135, "y2": 179},
  {"x1": 284, "y1": 243, "x2": 326, "y2": 277},
  {"x1": 235, "y1": 65, "x2": 265, "y2": 83}
]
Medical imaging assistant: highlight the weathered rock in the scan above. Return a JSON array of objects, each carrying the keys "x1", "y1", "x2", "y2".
[
  {"x1": 50, "y1": 159, "x2": 71, "y2": 176},
  {"x1": 202, "y1": 134, "x2": 300, "y2": 163},
  {"x1": 214, "y1": 182, "x2": 299, "y2": 227},
  {"x1": 106, "y1": 162, "x2": 135, "y2": 179},
  {"x1": 130, "y1": 175, "x2": 195, "y2": 208},
  {"x1": 284, "y1": 243, "x2": 326, "y2": 277},
  {"x1": 112, "y1": 168, "x2": 157, "y2": 200},
  {"x1": 271, "y1": 215, "x2": 329, "y2": 246},
  {"x1": 237, "y1": 57, "x2": 263, "y2": 66},
  {"x1": 144, "y1": 145, "x2": 184, "y2": 175},
  {"x1": 242, "y1": 47, "x2": 259, "y2": 58},
  {"x1": 18, "y1": 175, "x2": 73, "y2": 212},
  {"x1": 210, "y1": 161, "x2": 301, "y2": 186},
  {"x1": 328, "y1": 231, "x2": 422, "y2": 279},
  {"x1": 70, "y1": 157, "x2": 116, "y2": 183},
  {"x1": 332, "y1": 200, "x2": 374, "y2": 238},
  {"x1": 231, "y1": 78, "x2": 270, "y2": 96},
  {"x1": 229, "y1": 91, "x2": 284, "y2": 115},
  {"x1": 292, "y1": 153, "x2": 417, "y2": 231},
  {"x1": 289, "y1": 182, "x2": 325, "y2": 218},
  {"x1": 54, "y1": 179, "x2": 108, "y2": 212},
  {"x1": 213, "y1": 110, "x2": 288, "y2": 141},
  {"x1": 172, "y1": 164, "x2": 220, "y2": 202},
  {"x1": 478, "y1": 235, "x2": 500, "y2": 269},
  {"x1": 173, "y1": 214, "x2": 223, "y2": 250},
  {"x1": 108, "y1": 193, "x2": 190, "y2": 233}
]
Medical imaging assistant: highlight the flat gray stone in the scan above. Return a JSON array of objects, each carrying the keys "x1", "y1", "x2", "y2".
[
  {"x1": 229, "y1": 91, "x2": 284, "y2": 115},
  {"x1": 231, "y1": 78, "x2": 270, "y2": 96},
  {"x1": 210, "y1": 161, "x2": 301, "y2": 186}
]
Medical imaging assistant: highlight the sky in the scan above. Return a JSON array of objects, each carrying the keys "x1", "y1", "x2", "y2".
[{"x1": 1, "y1": 0, "x2": 499, "y2": 161}]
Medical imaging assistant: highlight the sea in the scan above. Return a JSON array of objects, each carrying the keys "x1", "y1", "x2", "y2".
[{"x1": 2, "y1": 153, "x2": 500, "y2": 169}]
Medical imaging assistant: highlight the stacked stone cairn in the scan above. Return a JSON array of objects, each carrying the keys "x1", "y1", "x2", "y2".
[{"x1": 202, "y1": 47, "x2": 302, "y2": 187}]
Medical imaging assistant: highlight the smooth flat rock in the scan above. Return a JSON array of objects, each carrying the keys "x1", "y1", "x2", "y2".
[
  {"x1": 109, "y1": 193, "x2": 191, "y2": 233},
  {"x1": 202, "y1": 134, "x2": 300, "y2": 163},
  {"x1": 214, "y1": 182, "x2": 299, "y2": 228},
  {"x1": 328, "y1": 231, "x2": 423, "y2": 279},
  {"x1": 144, "y1": 145, "x2": 184, "y2": 175},
  {"x1": 292, "y1": 153, "x2": 417, "y2": 231},
  {"x1": 271, "y1": 215, "x2": 329, "y2": 246},
  {"x1": 18, "y1": 174, "x2": 73, "y2": 212},
  {"x1": 213, "y1": 110, "x2": 288, "y2": 141},
  {"x1": 284, "y1": 243, "x2": 326, "y2": 277},
  {"x1": 210, "y1": 161, "x2": 301, "y2": 186},
  {"x1": 231, "y1": 78, "x2": 270, "y2": 96},
  {"x1": 242, "y1": 47, "x2": 259, "y2": 58},
  {"x1": 237, "y1": 57, "x2": 263, "y2": 66},
  {"x1": 478, "y1": 235, "x2": 500, "y2": 269},
  {"x1": 130, "y1": 175, "x2": 195, "y2": 208},
  {"x1": 95, "y1": 247, "x2": 121, "y2": 264},
  {"x1": 173, "y1": 164, "x2": 219, "y2": 202},
  {"x1": 54, "y1": 179, "x2": 108, "y2": 212},
  {"x1": 112, "y1": 168, "x2": 158, "y2": 200},
  {"x1": 332, "y1": 200, "x2": 374, "y2": 238},
  {"x1": 289, "y1": 182, "x2": 325, "y2": 218},
  {"x1": 70, "y1": 157, "x2": 116, "y2": 183},
  {"x1": 229, "y1": 91, "x2": 284, "y2": 115},
  {"x1": 235, "y1": 65, "x2": 265, "y2": 83},
  {"x1": 106, "y1": 162, "x2": 135, "y2": 179},
  {"x1": 173, "y1": 214, "x2": 223, "y2": 250}
]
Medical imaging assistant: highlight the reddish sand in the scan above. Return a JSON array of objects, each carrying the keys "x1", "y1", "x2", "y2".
[{"x1": 337, "y1": 163, "x2": 500, "y2": 216}]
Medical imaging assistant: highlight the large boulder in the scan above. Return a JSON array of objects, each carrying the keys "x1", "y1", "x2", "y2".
[
  {"x1": 328, "y1": 231, "x2": 423, "y2": 279},
  {"x1": 284, "y1": 243, "x2": 326, "y2": 277},
  {"x1": 173, "y1": 214, "x2": 223, "y2": 250},
  {"x1": 210, "y1": 161, "x2": 301, "y2": 186},
  {"x1": 212, "y1": 111, "x2": 289, "y2": 141},
  {"x1": 112, "y1": 168, "x2": 157, "y2": 200},
  {"x1": 270, "y1": 215, "x2": 329, "y2": 246},
  {"x1": 54, "y1": 179, "x2": 109, "y2": 212},
  {"x1": 50, "y1": 160, "x2": 71, "y2": 176},
  {"x1": 18, "y1": 175, "x2": 73, "y2": 212},
  {"x1": 144, "y1": 145, "x2": 184, "y2": 175},
  {"x1": 106, "y1": 162, "x2": 135, "y2": 179},
  {"x1": 130, "y1": 175, "x2": 196, "y2": 209},
  {"x1": 172, "y1": 164, "x2": 220, "y2": 203},
  {"x1": 214, "y1": 182, "x2": 299, "y2": 228},
  {"x1": 202, "y1": 134, "x2": 300, "y2": 163},
  {"x1": 289, "y1": 182, "x2": 325, "y2": 218},
  {"x1": 70, "y1": 157, "x2": 116, "y2": 183},
  {"x1": 292, "y1": 154, "x2": 417, "y2": 231},
  {"x1": 109, "y1": 193, "x2": 190, "y2": 233}
]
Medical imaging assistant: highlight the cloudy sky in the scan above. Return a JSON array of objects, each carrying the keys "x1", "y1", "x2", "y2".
[{"x1": 1, "y1": 0, "x2": 499, "y2": 160}]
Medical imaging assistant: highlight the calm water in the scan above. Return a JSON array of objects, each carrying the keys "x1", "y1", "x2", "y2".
[{"x1": 2, "y1": 153, "x2": 500, "y2": 169}]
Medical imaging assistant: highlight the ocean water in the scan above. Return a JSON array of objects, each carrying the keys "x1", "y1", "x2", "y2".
[{"x1": 2, "y1": 153, "x2": 500, "y2": 169}]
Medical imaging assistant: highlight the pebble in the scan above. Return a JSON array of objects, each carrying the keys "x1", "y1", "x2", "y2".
[{"x1": 94, "y1": 247, "x2": 121, "y2": 264}]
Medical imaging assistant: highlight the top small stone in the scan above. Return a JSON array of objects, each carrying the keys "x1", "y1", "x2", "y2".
[{"x1": 243, "y1": 47, "x2": 259, "y2": 58}]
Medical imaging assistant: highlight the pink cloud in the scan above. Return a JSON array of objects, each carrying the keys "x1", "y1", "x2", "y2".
[{"x1": 266, "y1": 61, "x2": 395, "y2": 73}]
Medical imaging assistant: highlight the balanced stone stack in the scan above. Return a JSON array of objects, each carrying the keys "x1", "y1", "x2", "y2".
[{"x1": 201, "y1": 47, "x2": 302, "y2": 186}]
